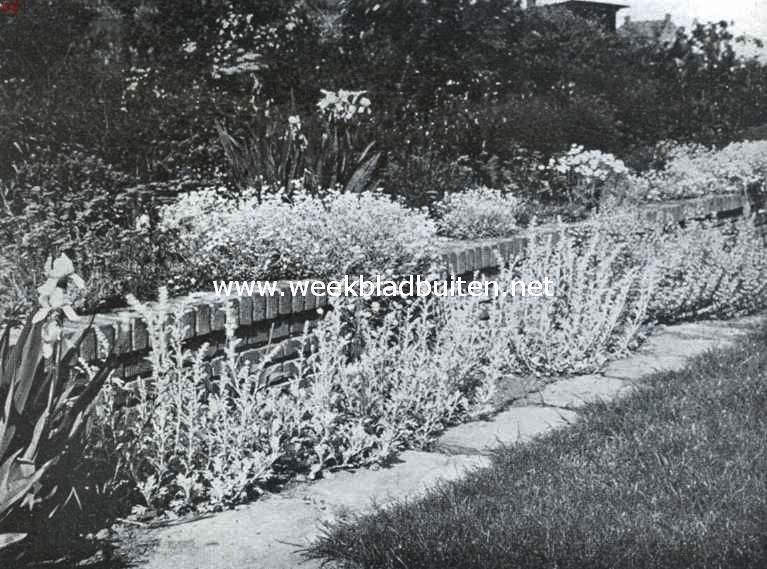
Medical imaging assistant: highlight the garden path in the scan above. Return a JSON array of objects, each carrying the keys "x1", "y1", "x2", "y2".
[{"x1": 119, "y1": 314, "x2": 766, "y2": 569}]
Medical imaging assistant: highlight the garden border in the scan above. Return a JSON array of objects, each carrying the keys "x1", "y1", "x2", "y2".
[{"x1": 66, "y1": 193, "x2": 764, "y2": 381}]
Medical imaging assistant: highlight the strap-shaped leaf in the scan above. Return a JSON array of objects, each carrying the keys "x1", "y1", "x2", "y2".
[
  {"x1": 12, "y1": 321, "x2": 45, "y2": 415},
  {"x1": 0, "y1": 532, "x2": 27, "y2": 550}
]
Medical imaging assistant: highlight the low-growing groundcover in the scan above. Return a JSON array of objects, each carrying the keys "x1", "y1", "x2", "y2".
[{"x1": 308, "y1": 326, "x2": 767, "y2": 569}]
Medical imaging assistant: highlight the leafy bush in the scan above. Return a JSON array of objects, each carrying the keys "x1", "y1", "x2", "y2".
[
  {"x1": 91, "y1": 291, "x2": 493, "y2": 514},
  {"x1": 545, "y1": 144, "x2": 630, "y2": 206},
  {"x1": 632, "y1": 140, "x2": 767, "y2": 202},
  {"x1": 483, "y1": 222, "x2": 656, "y2": 376},
  {"x1": 0, "y1": 146, "x2": 182, "y2": 316},
  {"x1": 586, "y1": 209, "x2": 767, "y2": 322},
  {"x1": 160, "y1": 187, "x2": 439, "y2": 287},
  {"x1": 435, "y1": 187, "x2": 522, "y2": 240},
  {"x1": 649, "y1": 218, "x2": 767, "y2": 321},
  {"x1": 379, "y1": 150, "x2": 477, "y2": 210}
]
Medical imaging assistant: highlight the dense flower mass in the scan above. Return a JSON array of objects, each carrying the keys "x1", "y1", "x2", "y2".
[
  {"x1": 317, "y1": 89, "x2": 373, "y2": 122},
  {"x1": 548, "y1": 145, "x2": 629, "y2": 182},
  {"x1": 435, "y1": 186, "x2": 522, "y2": 239},
  {"x1": 634, "y1": 140, "x2": 767, "y2": 201},
  {"x1": 160, "y1": 186, "x2": 438, "y2": 288}
]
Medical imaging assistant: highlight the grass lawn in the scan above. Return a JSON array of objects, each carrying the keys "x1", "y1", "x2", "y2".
[{"x1": 307, "y1": 324, "x2": 767, "y2": 569}]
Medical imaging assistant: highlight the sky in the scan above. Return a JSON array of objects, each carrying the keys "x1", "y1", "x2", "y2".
[
  {"x1": 538, "y1": 0, "x2": 766, "y2": 58},
  {"x1": 540, "y1": 0, "x2": 766, "y2": 39},
  {"x1": 621, "y1": 0, "x2": 766, "y2": 39}
]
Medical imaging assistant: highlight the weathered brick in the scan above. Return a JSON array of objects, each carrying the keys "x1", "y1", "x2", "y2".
[
  {"x1": 304, "y1": 287, "x2": 317, "y2": 311},
  {"x1": 281, "y1": 338, "x2": 303, "y2": 360},
  {"x1": 194, "y1": 303, "x2": 211, "y2": 335},
  {"x1": 110, "y1": 314, "x2": 133, "y2": 353},
  {"x1": 93, "y1": 318, "x2": 116, "y2": 359},
  {"x1": 291, "y1": 288, "x2": 305, "y2": 314},
  {"x1": 446, "y1": 251, "x2": 459, "y2": 275},
  {"x1": 271, "y1": 319, "x2": 291, "y2": 340},
  {"x1": 122, "y1": 359, "x2": 153, "y2": 380},
  {"x1": 260, "y1": 362, "x2": 290, "y2": 387},
  {"x1": 456, "y1": 250, "x2": 468, "y2": 274},
  {"x1": 132, "y1": 316, "x2": 149, "y2": 351},
  {"x1": 238, "y1": 295, "x2": 254, "y2": 327},
  {"x1": 281, "y1": 360, "x2": 300, "y2": 378},
  {"x1": 239, "y1": 347, "x2": 269, "y2": 367},
  {"x1": 252, "y1": 294, "x2": 267, "y2": 322},
  {"x1": 480, "y1": 246, "x2": 494, "y2": 269},
  {"x1": 290, "y1": 318, "x2": 310, "y2": 336},
  {"x1": 278, "y1": 284, "x2": 293, "y2": 316},
  {"x1": 265, "y1": 294, "x2": 279, "y2": 320},
  {"x1": 466, "y1": 248, "x2": 478, "y2": 272},
  {"x1": 179, "y1": 306, "x2": 197, "y2": 340},
  {"x1": 211, "y1": 302, "x2": 227, "y2": 331}
]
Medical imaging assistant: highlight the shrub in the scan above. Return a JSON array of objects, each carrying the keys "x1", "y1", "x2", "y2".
[
  {"x1": 649, "y1": 217, "x2": 767, "y2": 321},
  {"x1": 379, "y1": 150, "x2": 477, "y2": 210},
  {"x1": 633, "y1": 140, "x2": 767, "y2": 202},
  {"x1": 544, "y1": 144, "x2": 630, "y2": 208},
  {"x1": 583, "y1": 209, "x2": 767, "y2": 322},
  {"x1": 435, "y1": 186, "x2": 522, "y2": 240},
  {"x1": 483, "y1": 221, "x2": 656, "y2": 376},
  {"x1": 87, "y1": 206, "x2": 767, "y2": 519},
  {"x1": 91, "y1": 291, "x2": 493, "y2": 514},
  {"x1": 160, "y1": 187, "x2": 439, "y2": 286},
  {"x1": 0, "y1": 146, "x2": 182, "y2": 315}
]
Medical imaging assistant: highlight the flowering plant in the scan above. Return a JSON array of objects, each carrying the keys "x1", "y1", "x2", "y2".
[
  {"x1": 636, "y1": 140, "x2": 767, "y2": 202},
  {"x1": 546, "y1": 145, "x2": 630, "y2": 207},
  {"x1": 435, "y1": 187, "x2": 522, "y2": 239},
  {"x1": 317, "y1": 90, "x2": 372, "y2": 123},
  {"x1": 31, "y1": 254, "x2": 86, "y2": 358},
  {"x1": 160, "y1": 186, "x2": 439, "y2": 287}
]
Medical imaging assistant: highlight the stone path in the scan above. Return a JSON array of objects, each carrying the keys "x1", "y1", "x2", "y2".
[{"x1": 121, "y1": 314, "x2": 764, "y2": 569}]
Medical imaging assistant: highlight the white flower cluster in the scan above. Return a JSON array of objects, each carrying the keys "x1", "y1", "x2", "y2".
[
  {"x1": 317, "y1": 89, "x2": 372, "y2": 123},
  {"x1": 436, "y1": 186, "x2": 522, "y2": 239},
  {"x1": 638, "y1": 140, "x2": 767, "y2": 201},
  {"x1": 547, "y1": 145, "x2": 629, "y2": 183},
  {"x1": 159, "y1": 185, "x2": 437, "y2": 282}
]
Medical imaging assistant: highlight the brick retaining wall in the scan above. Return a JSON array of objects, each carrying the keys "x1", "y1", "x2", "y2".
[{"x1": 67, "y1": 193, "x2": 762, "y2": 382}]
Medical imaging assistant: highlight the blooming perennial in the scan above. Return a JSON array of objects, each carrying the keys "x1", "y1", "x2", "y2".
[{"x1": 32, "y1": 254, "x2": 86, "y2": 358}]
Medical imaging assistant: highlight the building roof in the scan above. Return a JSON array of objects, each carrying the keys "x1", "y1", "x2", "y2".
[
  {"x1": 620, "y1": 14, "x2": 677, "y2": 43},
  {"x1": 550, "y1": 1, "x2": 629, "y2": 11}
]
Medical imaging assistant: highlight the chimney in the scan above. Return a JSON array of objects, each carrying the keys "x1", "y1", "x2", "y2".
[
  {"x1": 624, "y1": 15, "x2": 631, "y2": 24},
  {"x1": 664, "y1": 13, "x2": 672, "y2": 22},
  {"x1": 527, "y1": 0, "x2": 537, "y2": 8}
]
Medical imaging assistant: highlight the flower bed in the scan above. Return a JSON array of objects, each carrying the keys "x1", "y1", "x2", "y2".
[{"x1": 71, "y1": 193, "x2": 767, "y2": 520}]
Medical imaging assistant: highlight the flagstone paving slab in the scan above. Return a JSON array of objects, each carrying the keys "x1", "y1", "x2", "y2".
[
  {"x1": 435, "y1": 406, "x2": 579, "y2": 455},
  {"x1": 523, "y1": 374, "x2": 635, "y2": 410},
  {"x1": 600, "y1": 352, "x2": 689, "y2": 380},
  {"x1": 128, "y1": 452, "x2": 487, "y2": 569},
  {"x1": 303, "y1": 451, "x2": 490, "y2": 513}
]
